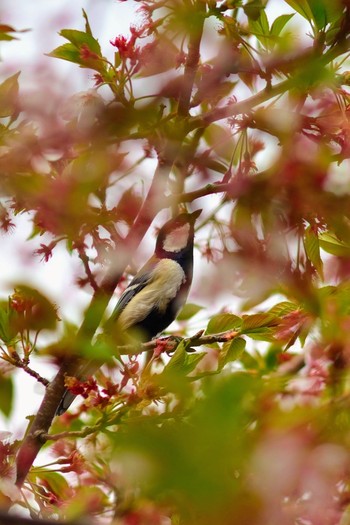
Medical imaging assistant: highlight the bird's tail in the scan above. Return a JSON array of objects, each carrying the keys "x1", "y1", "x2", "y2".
[
  {"x1": 55, "y1": 359, "x2": 101, "y2": 416},
  {"x1": 56, "y1": 390, "x2": 77, "y2": 416}
]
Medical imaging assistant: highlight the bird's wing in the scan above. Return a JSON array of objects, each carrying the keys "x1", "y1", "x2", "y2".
[
  {"x1": 107, "y1": 259, "x2": 158, "y2": 323},
  {"x1": 56, "y1": 260, "x2": 158, "y2": 416}
]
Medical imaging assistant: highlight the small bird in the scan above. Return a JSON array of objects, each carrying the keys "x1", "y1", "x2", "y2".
[{"x1": 56, "y1": 209, "x2": 201, "y2": 415}]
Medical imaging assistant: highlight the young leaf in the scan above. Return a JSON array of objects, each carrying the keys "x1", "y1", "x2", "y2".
[
  {"x1": 177, "y1": 303, "x2": 204, "y2": 321},
  {"x1": 0, "y1": 375, "x2": 13, "y2": 418},
  {"x1": 319, "y1": 232, "x2": 350, "y2": 257},
  {"x1": 34, "y1": 471, "x2": 71, "y2": 499},
  {"x1": 48, "y1": 29, "x2": 105, "y2": 72},
  {"x1": 270, "y1": 14, "x2": 295, "y2": 37},
  {"x1": 241, "y1": 313, "x2": 278, "y2": 332},
  {"x1": 59, "y1": 29, "x2": 101, "y2": 56},
  {"x1": 283, "y1": 0, "x2": 314, "y2": 23},
  {"x1": 304, "y1": 226, "x2": 324, "y2": 279},
  {"x1": 0, "y1": 301, "x2": 17, "y2": 344},
  {"x1": 162, "y1": 339, "x2": 188, "y2": 373},
  {"x1": 182, "y1": 352, "x2": 206, "y2": 376},
  {"x1": 249, "y1": 8, "x2": 270, "y2": 49},
  {"x1": 48, "y1": 43, "x2": 83, "y2": 65},
  {"x1": 246, "y1": 328, "x2": 276, "y2": 342},
  {"x1": 205, "y1": 313, "x2": 242, "y2": 334},
  {"x1": 82, "y1": 9, "x2": 93, "y2": 36},
  {"x1": 307, "y1": 0, "x2": 342, "y2": 29},
  {"x1": 218, "y1": 337, "x2": 246, "y2": 371},
  {"x1": 163, "y1": 340, "x2": 205, "y2": 375},
  {"x1": 0, "y1": 72, "x2": 20, "y2": 118},
  {"x1": 268, "y1": 301, "x2": 299, "y2": 317}
]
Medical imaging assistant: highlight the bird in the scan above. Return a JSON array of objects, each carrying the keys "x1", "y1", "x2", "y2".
[{"x1": 56, "y1": 209, "x2": 202, "y2": 415}]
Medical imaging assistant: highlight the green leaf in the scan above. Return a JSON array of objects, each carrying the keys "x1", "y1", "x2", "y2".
[
  {"x1": 0, "y1": 72, "x2": 20, "y2": 118},
  {"x1": 218, "y1": 337, "x2": 246, "y2": 371},
  {"x1": 304, "y1": 226, "x2": 323, "y2": 279},
  {"x1": 270, "y1": 13, "x2": 295, "y2": 37},
  {"x1": 205, "y1": 313, "x2": 242, "y2": 335},
  {"x1": 0, "y1": 24, "x2": 29, "y2": 41},
  {"x1": 163, "y1": 340, "x2": 205, "y2": 376},
  {"x1": 48, "y1": 29, "x2": 105, "y2": 72},
  {"x1": 241, "y1": 313, "x2": 279, "y2": 341},
  {"x1": 241, "y1": 313, "x2": 278, "y2": 332},
  {"x1": 240, "y1": 349, "x2": 260, "y2": 369},
  {"x1": 59, "y1": 29, "x2": 101, "y2": 56},
  {"x1": 63, "y1": 486, "x2": 110, "y2": 521},
  {"x1": 246, "y1": 327, "x2": 276, "y2": 342},
  {"x1": 284, "y1": 0, "x2": 341, "y2": 29},
  {"x1": 249, "y1": 8, "x2": 272, "y2": 49},
  {"x1": 0, "y1": 302, "x2": 12, "y2": 343},
  {"x1": 0, "y1": 33, "x2": 17, "y2": 42},
  {"x1": 182, "y1": 352, "x2": 206, "y2": 375},
  {"x1": 268, "y1": 301, "x2": 298, "y2": 317},
  {"x1": 283, "y1": 0, "x2": 314, "y2": 23},
  {"x1": 307, "y1": 0, "x2": 342, "y2": 29},
  {"x1": 48, "y1": 43, "x2": 83, "y2": 65},
  {"x1": 0, "y1": 375, "x2": 13, "y2": 418},
  {"x1": 82, "y1": 9, "x2": 93, "y2": 36},
  {"x1": 177, "y1": 303, "x2": 204, "y2": 321},
  {"x1": 319, "y1": 232, "x2": 350, "y2": 257},
  {"x1": 35, "y1": 471, "x2": 71, "y2": 499}
]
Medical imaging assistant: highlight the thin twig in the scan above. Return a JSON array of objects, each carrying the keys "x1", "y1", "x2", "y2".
[
  {"x1": 3, "y1": 351, "x2": 49, "y2": 387},
  {"x1": 76, "y1": 245, "x2": 99, "y2": 292},
  {"x1": 116, "y1": 329, "x2": 239, "y2": 355}
]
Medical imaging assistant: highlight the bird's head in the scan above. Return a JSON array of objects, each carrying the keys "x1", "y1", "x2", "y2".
[{"x1": 155, "y1": 209, "x2": 202, "y2": 258}]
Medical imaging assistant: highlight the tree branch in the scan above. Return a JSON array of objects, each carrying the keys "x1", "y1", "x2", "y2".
[
  {"x1": 76, "y1": 245, "x2": 99, "y2": 293},
  {"x1": 190, "y1": 41, "x2": 350, "y2": 128},
  {"x1": 15, "y1": 7, "x2": 207, "y2": 485},
  {"x1": 15, "y1": 157, "x2": 177, "y2": 487},
  {"x1": 177, "y1": 1, "x2": 205, "y2": 116}
]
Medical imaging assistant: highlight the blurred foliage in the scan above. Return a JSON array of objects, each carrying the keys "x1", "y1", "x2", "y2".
[{"x1": 1, "y1": 0, "x2": 350, "y2": 524}]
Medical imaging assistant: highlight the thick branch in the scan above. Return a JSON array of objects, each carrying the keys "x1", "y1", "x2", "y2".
[{"x1": 177, "y1": 1, "x2": 205, "y2": 116}]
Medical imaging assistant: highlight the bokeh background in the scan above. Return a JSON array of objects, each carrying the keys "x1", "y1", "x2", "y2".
[{"x1": 0, "y1": 0, "x2": 305, "y2": 433}]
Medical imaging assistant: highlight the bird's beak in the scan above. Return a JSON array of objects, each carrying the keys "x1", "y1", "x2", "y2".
[{"x1": 190, "y1": 209, "x2": 202, "y2": 221}]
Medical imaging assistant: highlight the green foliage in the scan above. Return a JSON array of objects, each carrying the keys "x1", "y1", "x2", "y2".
[
  {"x1": 205, "y1": 313, "x2": 242, "y2": 334},
  {"x1": 304, "y1": 225, "x2": 324, "y2": 279},
  {"x1": 0, "y1": 375, "x2": 13, "y2": 418},
  {"x1": 48, "y1": 21, "x2": 106, "y2": 74},
  {"x1": 249, "y1": 9, "x2": 295, "y2": 50},
  {"x1": 2, "y1": 0, "x2": 350, "y2": 522},
  {"x1": 177, "y1": 303, "x2": 204, "y2": 321},
  {"x1": 218, "y1": 336, "x2": 246, "y2": 370},
  {"x1": 284, "y1": 0, "x2": 343, "y2": 29},
  {"x1": 0, "y1": 72, "x2": 20, "y2": 118}
]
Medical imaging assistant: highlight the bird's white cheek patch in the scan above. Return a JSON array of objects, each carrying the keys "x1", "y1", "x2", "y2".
[{"x1": 163, "y1": 224, "x2": 190, "y2": 252}]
